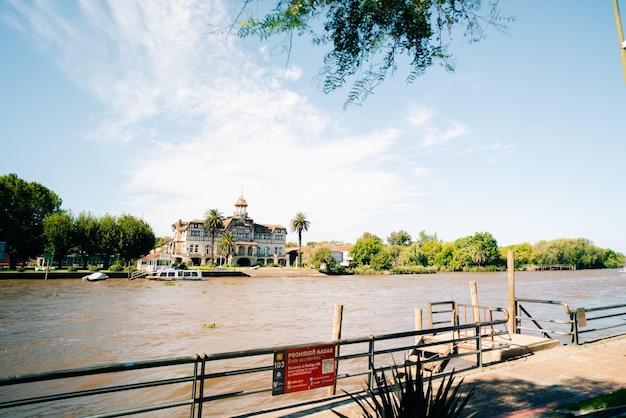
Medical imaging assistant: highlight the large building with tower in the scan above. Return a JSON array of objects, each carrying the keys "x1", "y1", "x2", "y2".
[{"x1": 149, "y1": 196, "x2": 289, "y2": 268}]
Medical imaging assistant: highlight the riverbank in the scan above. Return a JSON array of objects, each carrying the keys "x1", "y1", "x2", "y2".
[
  {"x1": 0, "y1": 266, "x2": 326, "y2": 280},
  {"x1": 240, "y1": 266, "x2": 328, "y2": 278}
]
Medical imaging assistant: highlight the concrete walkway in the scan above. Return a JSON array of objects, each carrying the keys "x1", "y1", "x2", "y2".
[
  {"x1": 250, "y1": 335, "x2": 626, "y2": 418},
  {"x1": 459, "y1": 335, "x2": 626, "y2": 417}
]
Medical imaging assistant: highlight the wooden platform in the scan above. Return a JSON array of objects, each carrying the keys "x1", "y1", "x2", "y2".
[
  {"x1": 418, "y1": 332, "x2": 561, "y2": 366},
  {"x1": 475, "y1": 333, "x2": 561, "y2": 363}
]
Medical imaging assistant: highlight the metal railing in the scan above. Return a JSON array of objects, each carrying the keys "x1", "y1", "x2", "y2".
[
  {"x1": 0, "y1": 313, "x2": 509, "y2": 418},
  {"x1": 572, "y1": 303, "x2": 626, "y2": 344},
  {"x1": 515, "y1": 298, "x2": 626, "y2": 345}
]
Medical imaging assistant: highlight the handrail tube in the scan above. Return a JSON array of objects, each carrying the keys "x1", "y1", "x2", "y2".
[
  {"x1": 0, "y1": 375, "x2": 194, "y2": 409},
  {"x1": 578, "y1": 324, "x2": 626, "y2": 334},
  {"x1": 517, "y1": 304, "x2": 550, "y2": 335},
  {"x1": 585, "y1": 312, "x2": 626, "y2": 321},
  {"x1": 202, "y1": 365, "x2": 273, "y2": 380},
  {"x1": 515, "y1": 298, "x2": 572, "y2": 314},
  {"x1": 584, "y1": 303, "x2": 626, "y2": 313},
  {"x1": 84, "y1": 399, "x2": 195, "y2": 418},
  {"x1": 0, "y1": 356, "x2": 198, "y2": 386},
  {"x1": 515, "y1": 326, "x2": 571, "y2": 337},
  {"x1": 515, "y1": 315, "x2": 572, "y2": 325}
]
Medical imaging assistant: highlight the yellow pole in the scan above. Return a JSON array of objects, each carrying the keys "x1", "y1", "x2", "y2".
[{"x1": 614, "y1": 0, "x2": 626, "y2": 83}]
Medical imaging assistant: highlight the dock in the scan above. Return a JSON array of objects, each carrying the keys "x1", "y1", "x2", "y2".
[
  {"x1": 417, "y1": 332, "x2": 561, "y2": 366},
  {"x1": 248, "y1": 335, "x2": 626, "y2": 417}
]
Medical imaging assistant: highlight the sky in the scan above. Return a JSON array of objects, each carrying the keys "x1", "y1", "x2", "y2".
[{"x1": 1, "y1": 1, "x2": 625, "y2": 254}]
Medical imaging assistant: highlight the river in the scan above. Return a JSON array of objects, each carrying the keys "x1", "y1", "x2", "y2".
[{"x1": 0, "y1": 269, "x2": 624, "y2": 416}]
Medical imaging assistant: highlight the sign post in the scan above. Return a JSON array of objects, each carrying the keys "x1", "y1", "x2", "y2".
[
  {"x1": 43, "y1": 252, "x2": 54, "y2": 281},
  {"x1": 272, "y1": 344, "x2": 336, "y2": 396}
]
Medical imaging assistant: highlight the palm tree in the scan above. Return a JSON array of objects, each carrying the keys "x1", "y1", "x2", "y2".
[
  {"x1": 204, "y1": 209, "x2": 224, "y2": 265},
  {"x1": 290, "y1": 212, "x2": 310, "y2": 268},
  {"x1": 218, "y1": 231, "x2": 236, "y2": 266}
]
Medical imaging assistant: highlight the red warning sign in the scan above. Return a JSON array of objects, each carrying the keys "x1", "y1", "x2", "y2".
[{"x1": 272, "y1": 344, "x2": 336, "y2": 395}]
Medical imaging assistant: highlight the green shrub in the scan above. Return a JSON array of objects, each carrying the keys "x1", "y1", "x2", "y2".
[
  {"x1": 16, "y1": 266, "x2": 25, "y2": 272},
  {"x1": 390, "y1": 266, "x2": 438, "y2": 275},
  {"x1": 88, "y1": 265, "x2": 100, "y2": 272},
  {"x1": 353, "y1": 265, "x2": 378, "y2": 275},
  {"x1": 109, "y1": 264, "x2": 124, "y2": 272},
  {"x1": 67, "y1": 266, "x2": 77, "y2": 272},
  {"x1": 333, "y1": 359, "x2": 474, "y2": 418}
]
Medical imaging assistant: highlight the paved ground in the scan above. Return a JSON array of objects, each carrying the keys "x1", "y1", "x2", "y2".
[
  {"x1": 247, "y1": 335, "x2": 626, "y2": 418},
  {"x1": 459, "y1": 335, "x2": 626, "y2": 417}
]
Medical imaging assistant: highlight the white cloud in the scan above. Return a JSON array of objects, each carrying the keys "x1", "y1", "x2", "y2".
[
  {"x1": 4, "y1": 0, "x2": 502, "y2": 243},
  {"x1": 420, "y1": 121, "x2": 468, "y2": 148},
  {"x1": 406, "y1": 105, "x2": 434, "y2": 127}
]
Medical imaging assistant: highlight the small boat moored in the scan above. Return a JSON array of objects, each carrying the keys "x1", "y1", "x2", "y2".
[
  {"x1": 82, "y1": 272, "x2": 108, "y2": 282},
  {"x1": 148, "y1": 269, "x2": 203, "y2": 281}
]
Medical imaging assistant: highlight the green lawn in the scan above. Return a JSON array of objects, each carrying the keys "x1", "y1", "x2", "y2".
[{"x1": 559, "y1": 388, "x2": 626, "y2": 412}]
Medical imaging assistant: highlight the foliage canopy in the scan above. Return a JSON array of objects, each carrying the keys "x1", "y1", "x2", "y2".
[
  {"x1": 237, "y1": 0, "x2": 513, "y2": 105},
  {"x1": 0, "y1": 173, "x2": 62, "y2": 268}
]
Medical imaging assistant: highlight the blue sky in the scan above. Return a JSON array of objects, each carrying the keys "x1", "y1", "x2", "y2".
[{"x1": 1, "y1": 1, "x2": 625, "y2": 253}]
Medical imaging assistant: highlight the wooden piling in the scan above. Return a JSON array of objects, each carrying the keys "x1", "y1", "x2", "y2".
[
  {"x1": 507, "y1": 251, "x2": 516, "y2": 334},
  {"x1": 328, "y1": 304, "x2": 343, "y2": 396},
  {"x1": 415, "y1": 308, "x2": 423, "y2": 344},
  {"x1": 470, "y1": 281, "x2": 480, "y2": 322}
]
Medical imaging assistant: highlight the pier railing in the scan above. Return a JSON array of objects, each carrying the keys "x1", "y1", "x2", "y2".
[
  {"x1": 515, "y1": 298, "x2": 626, "y2": 345},
  {"x1": 0, "y1": 313, "x2": 508, "y2": 418}
]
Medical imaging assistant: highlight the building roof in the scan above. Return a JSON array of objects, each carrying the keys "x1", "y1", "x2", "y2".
[{"x1": 172, "y1": 219, "x2": 189, "y2": 231}]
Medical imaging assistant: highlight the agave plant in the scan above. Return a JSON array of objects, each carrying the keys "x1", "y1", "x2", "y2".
[{"x1": 332, "y1": 357, "x2": 475, "y2": 418}]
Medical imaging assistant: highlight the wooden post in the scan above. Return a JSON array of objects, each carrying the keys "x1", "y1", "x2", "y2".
[
  {"x1": 415, "y1": 308, "x2": 423, "y2": 345},
  {"x1": 328, "y1": 304, "x2": 343, "y2": 396},
  {"x1": 507, "y1": 251, "x2": 516, "y2": 334},
  {"x1": 470, "y1": 281, "x2": 480, "y2": 322}
]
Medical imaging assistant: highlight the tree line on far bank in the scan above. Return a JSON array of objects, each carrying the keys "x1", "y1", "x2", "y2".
[
  {"x1": 0, "y1": 173, "x2": 154, "y2": 270},
  {"x1": 298, "y1": 230, "x2": 625, "y2": 274},
  {"x1": 2, "y1": 173, "x2": 624, "y2": 273}
]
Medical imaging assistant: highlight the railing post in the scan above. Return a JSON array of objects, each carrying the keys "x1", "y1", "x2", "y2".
[
  {"x1": 196, "y1": 354, "x2": 208, "y2": 418},
  {"x1": 475, "y1": 323, "x2": 483, "y2": 368},
  {"x1": 570, "y1": 311, "x2": 579, "y2": 346},
  {"x1": 367, "y1": 339, "x2": 375, "y2": 389},
  {"x1": 515, "y1": 300, "x2": 521, "y2": 334},
  {"x1": 190, "y1": 355, "x2": 199, "y2": 418}
]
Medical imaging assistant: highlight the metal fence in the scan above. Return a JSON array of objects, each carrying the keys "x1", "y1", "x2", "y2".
[
  {"x1": 0, "y1": 308, "x2": 508, "y2": 417},
  {"x1": 3, "y1": 299, "x2": 623, "y2": 417},
  {"x1": 515, "y1": 298, "x2": 626, "y2": 344}
]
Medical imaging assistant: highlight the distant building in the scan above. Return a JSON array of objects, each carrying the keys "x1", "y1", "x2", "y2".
[
  {"x1": 331, "y1": 245, "x2": 353, "y2": 267},
  {"x1": 286, "y1": 244, "x2": 353, "y2": 267},
  {"x1": 145, "y1": 196, "x2": 288, "y2": 269}
]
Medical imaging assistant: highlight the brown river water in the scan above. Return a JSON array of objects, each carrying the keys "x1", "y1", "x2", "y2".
[{"x1": 1, "y1": 269, "x2": 624, "y2": 417}]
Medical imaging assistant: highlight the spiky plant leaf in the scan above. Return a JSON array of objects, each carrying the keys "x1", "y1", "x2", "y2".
[{"x1": 332, "y1": 355, "x2": 475, "y2": 417}]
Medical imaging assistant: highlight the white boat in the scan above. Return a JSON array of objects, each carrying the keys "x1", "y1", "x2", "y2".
[
  {"x1": 82, "y1": 272, "x2": 108, "y2": 282},
  {"x1": 148, "y1": 269, "x2": 203, "y2": 281}
]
